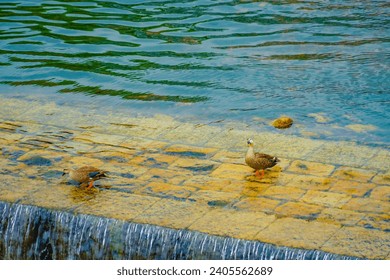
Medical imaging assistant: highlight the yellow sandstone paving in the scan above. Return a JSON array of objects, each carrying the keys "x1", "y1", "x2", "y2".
[
  {"x1": 159, "y1": 123, "x2": 222, "y2": 145},
  {"x1": 132, "y1": 198, "x2": 211, "y2": 230},
  {"x1": 300, "y1": 190, "x2": 352, "y2": 208},
  {"x1": 134, "y1": 182, "x2": 197, "y2": 200},
  {"x1": 83, "y1": 151, "x2": 132, "y2": 164},
  {"x1": 187, "y1": 190, "x2": 241, "y2": 206},
  {"x1": 21, "y1": 183, "x2": 89, "y2": 211},
  {"x1": 372, "y1": 172, "x2": 390, "y2": 185},
  {"x1": 100, "y1": 161, "x2": 148, "y2": 177},
  {"x1": 184, "y1": 176, "x2": 244, "y2": 193},
  {"x1": 285, "y1": 174, "x2": 334, "y2": 191},
  {"x1": 332, "y1": 166, "x2": 376, "y2": 182},
  {"x1": 168, "y1": 157, "x2": 218, "y2": 173},
  {"x1": 204, "y1": 129, "x2": 262, "y2": 150},
  {"x1": 52, "y1": 140, "x2": 96, "y2": 154},
  {"x1": 211, "y1": 150, "x2": 244, "y2": 164},
  {"x1": 255, "y1": 217, "x2": 342, "y2": 250},
  {"x1": 275, "y1": 201, "x2": 323, "y2": 219},
  {"x1": 262, "y1": 185, "x2": 306, "y2": 201},
  {"x1": 262, "y1": 135, "x2": 324, "y2": 158},
  {"x1": 137, "y1": 168, "x2": 192, "y2": 185},
  {"x1": 321, "y1": 226, "x2": 390, "y2": 259},
  {"x1": 164, "y1": 144, "x2": 218, "y2": 156},
  {"x1": 0, "y1": 122, "x2": 22, "y2": 131},
  {"x1": 288, "y1": 160, "x2": 335, "y2": 177},
  {"x1": 329, "y1": 180, "x2": 376, "y2": 197},
  {"x1": 75, "y1": 191, "x2": 161, "y2": 221},
  {"x1": 211, "y1": 163, "x2": 254, "y2": 180},
  {"x1": 233, "y1": 197, "x2": 282, "y2": 214},
  {"x1": 16, "y1": 149, "x2": 69, "y2": 161},
  {"x1": 119, "y1": 139, "x2": 169, "y2": 151},
  {"x1": 88, "y1": 144, "x2": 139, "y2": 155},
  {"x1": 369, "y1": 186, "x2": 390, "y2": 201},
  {"x1": 0, "y1": 130, "x2": 24, "y2": 142},
  {"x1": 357, "y1": 213, "x2": 390, "y2": 231},
  {"x1": 74, "y1": 131, "x2": 128, "y2": 146},
  {"x1": 305, "y1": 141, "x2": 378, "y2": 169},
  {"x1": 317, "y1": 208, "x2": 366, "y2": 226},
  {"x1": 129, "y1": 153, "x2": 178, "y2": 167},
  {"x1": 98, "y1": 116, "x2": 178, "y2": 138},
  {"x1": 342, "y1": 197, "x2": 390, "y2": 214},
  {"x1": 0, "y1": 97, "x2": 389, "y2": 259},
  {"x1": 67, "y1": 156, "x2": 105, "y2": 168},
  {"x1": 0, "y1": 175, "x2": 44, "y2": 203},
  {"x1": 188, "y1": 208, "x2": 276, "y2": 240},
  {"x1": 240, "y1": 181, "x2": 272, "y2": 197},
  {"x1": 365, "y1": 150, "x2": 390, "y2": 172}
]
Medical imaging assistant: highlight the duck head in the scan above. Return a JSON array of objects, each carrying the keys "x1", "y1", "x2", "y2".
[
  {"x1": 62, "y1": 168, "x2": 69, "y2": 176},
  {"x1": 247, "y1": 138, "x2": 254, "y2": 147}
]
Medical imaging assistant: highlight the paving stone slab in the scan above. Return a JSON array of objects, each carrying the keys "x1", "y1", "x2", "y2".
[{"x1": 0, "y1": 95, "x2": 389, "y2": 259}]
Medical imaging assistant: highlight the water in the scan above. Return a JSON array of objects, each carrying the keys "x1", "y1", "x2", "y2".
[
  {"x1": 0, "y1": 201, "x2": 358, "y2": 260},
  {"x1": 0, "y1": 0, "x2": 389, "y2": 145}
]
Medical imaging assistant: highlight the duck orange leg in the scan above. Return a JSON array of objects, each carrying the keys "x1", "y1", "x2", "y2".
[
  {"x1": 86, "y1": 181, "x2": 94, "y2": 190},
  {"x1": 255, "y1": 169, "x2": 265, "y2": 179}
]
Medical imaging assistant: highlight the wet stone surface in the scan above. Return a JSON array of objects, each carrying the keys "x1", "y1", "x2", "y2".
[{"x1": 0, "y1": 96, "x2": 389, "y2": 259}]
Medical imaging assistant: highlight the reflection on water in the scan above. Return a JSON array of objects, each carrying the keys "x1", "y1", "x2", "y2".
[{"x1": 0, "y1": 0, "x2": 389, "y2": 144}]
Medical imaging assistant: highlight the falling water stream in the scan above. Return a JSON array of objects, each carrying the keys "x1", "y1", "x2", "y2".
[{"x1": 0, "y1": 201, "x2": 358, "y2": 260}]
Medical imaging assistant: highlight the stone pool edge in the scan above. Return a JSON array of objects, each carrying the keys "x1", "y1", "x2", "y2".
[{"x1": 0, "y1": 201, "x2": 360, "y2": 260}]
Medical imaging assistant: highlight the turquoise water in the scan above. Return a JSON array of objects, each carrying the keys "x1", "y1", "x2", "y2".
[{"x1": 0, "y1": 0, "x2": 389, "y2": 145}]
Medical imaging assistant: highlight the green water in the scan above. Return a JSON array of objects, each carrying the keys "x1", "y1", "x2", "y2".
[{"x1": 0, "y1": 0, "x2": 389, "y2": 145}]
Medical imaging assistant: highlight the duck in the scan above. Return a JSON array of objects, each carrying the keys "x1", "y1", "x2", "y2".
[
  {"x1": 245, "y1": 138, "x2": 279, "y2": 179},
  {"x1": 62, "y1": 166, "x2": 108, "y2": 190}
]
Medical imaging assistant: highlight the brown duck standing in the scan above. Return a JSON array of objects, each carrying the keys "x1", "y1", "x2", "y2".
[
  {"x1": 245, "y1": 138, "x2": 279, "y2": 179},
  {"x1": 62, "y1": 166, "x2": 108, "y2": 190}
]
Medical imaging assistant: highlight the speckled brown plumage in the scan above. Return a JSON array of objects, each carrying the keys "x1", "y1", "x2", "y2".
[{"x1": 63, "y1": 166, "x2": 108, "y2": 189}]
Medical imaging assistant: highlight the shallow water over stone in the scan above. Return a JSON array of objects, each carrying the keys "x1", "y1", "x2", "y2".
[
  {"x1": 0, "y1": 98, "x2": 389, "y2": 259},
  {"x1": 0, "y1": 202, "x2": 357, "y2": 260}
]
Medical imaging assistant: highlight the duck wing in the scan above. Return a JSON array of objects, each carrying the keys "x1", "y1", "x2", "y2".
[
  {"x1": 253, "y1": 153, "x2": 279, "y2": 169},
  {"x1": 254, "y1": 153, "x2": 275, "y2": 160},
  {"x1": 88, "y1": 170, "x2": 108, "y2": 180},
  {"x1": 77, "y1": 166, "x2": 108, "y2": 181}
]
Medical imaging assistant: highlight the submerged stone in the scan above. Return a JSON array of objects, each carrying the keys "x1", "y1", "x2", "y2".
[
  {"x1": 20, "y1": 156, "x2": 52, "y2": 166},
  {"x1": 2, "y1": 148, "x2": 25, "y2": 161},
  {"x1": 271, "y1": 116, "x2": 294, "y2": 129},
  {"x1": 307, "y1": 113, "x2": 331, "y2": 124},
  {"x1": 118, "y1": 172, "x2": 135, "y2": 179},
  {"x1": 346, "y1": 124, "x2": 377, "y2": 133},
  {"x1": 207, "y1": 200, "x2": 230, "y2": 207},
  {"x1": 41, "y1": 170, "x2": 65, "y2": 179}
]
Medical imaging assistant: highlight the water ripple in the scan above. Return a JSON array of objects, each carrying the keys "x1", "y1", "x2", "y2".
[{"x1": 0, "y1": 0, "x2": 389, "y2": 144}]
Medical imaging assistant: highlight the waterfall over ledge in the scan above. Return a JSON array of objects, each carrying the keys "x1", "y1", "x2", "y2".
[{"x1": 0, "y1": 201, "x2": 358, "y2": 260}]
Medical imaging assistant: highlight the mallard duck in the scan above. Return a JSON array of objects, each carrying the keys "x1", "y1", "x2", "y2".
[
  {"x1": 245, "y1": 138, "x2": 279, "y2": 179},
  {"x1": 62, "y1": 166, "x2": 108, "y2": 189}
]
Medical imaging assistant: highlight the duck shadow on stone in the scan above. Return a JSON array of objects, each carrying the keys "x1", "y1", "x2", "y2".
[
  {"x1": 245, "y1": 168, "x2": 281, "y2": 184},
  {"x1": 69, "y1": 185, "x2": 100, "y2": 203}
]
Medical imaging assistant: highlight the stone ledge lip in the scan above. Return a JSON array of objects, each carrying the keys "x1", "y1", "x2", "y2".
[{"x1": 0, "y1": 201, "x2": 360, "y2": 260}]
